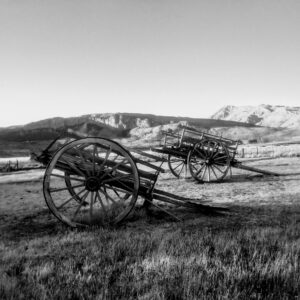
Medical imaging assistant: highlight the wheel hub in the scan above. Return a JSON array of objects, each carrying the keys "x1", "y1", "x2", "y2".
[
  {"x1": 205, "y1": 159, "x2": 211, "y2": 165},
  {"x1": 85, "y1": 177, "x2": 101, "y2": 191}
]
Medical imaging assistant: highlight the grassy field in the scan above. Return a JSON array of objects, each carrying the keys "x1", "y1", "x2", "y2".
[{"x1": 0, "y1": 158, "x2": 300, "y2": 299}]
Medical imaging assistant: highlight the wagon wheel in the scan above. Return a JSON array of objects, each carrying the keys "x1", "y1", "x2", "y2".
[
  {"x1": 64, "y1": 170, "x2": 131, "y2": 204},
  {"x1": 167, "y1": 154, "x2": 187, "y2": 178},
  {"x1": 43, "y1": 138, "x2": 139, "y2": 227},
  {"x1": 64, "y1": 171, "x2": 83, "y2": 202},
  {"x1": 188, "y1": 139, "x2": 230, "y2": 182}
]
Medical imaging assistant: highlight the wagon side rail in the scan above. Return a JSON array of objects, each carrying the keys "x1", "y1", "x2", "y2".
[
  {"x1": 160, "y1": 130, "x2": 183, "y2": 148},
  {"x1": 37, "y1": 145, "x2": 163, "y2": 183},
  {"x1": 181, "y1": 125, "x2": 241, "y2": 160},
  {"x1": 37, "y1": 137, "x2": 230, "y2": 227},
  {"x1": 181, "y1": 125, "x2": 241, "y2": 146}
]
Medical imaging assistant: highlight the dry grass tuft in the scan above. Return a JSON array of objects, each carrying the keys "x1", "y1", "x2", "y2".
[{"x1": 1, "y1": 204, "x2": 300, "y2": 299}]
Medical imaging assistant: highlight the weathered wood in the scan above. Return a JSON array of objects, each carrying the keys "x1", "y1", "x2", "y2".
[
  {"x1": 45, "y1": 149, "x2": 159, "y2": 181},
  {"x1": 128, "y1": 148, "x2": 167, "y2": 162},
  {"x1": 181, "y1": 125, "x2": 240, "y2": 146},
  {"x1": 152, "y1": 188, "x2": 205, "y2": 202},
  {"x1": 151, "y1": 147, "x2": 189, "y2": 159},
  {"x1": 132, "y1": 156, "x2": 165, "y2": 173},
  {"x1": 152, "y1": 192, "x2": 228, "y2": 212},
  {"x1": 69, "y1": 145, "x2": 165, "y2": 175},
  {"x1": 232, "y1": 162, "x2": 280, "y2": 176}
]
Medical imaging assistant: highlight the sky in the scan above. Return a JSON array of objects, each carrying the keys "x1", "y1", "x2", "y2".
[{"x1": 0, "y1": 0, "x2": 300, "y2": 127}]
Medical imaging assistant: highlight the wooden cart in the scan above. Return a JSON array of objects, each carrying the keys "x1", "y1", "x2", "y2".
[
  {"x1": 36, "y1": 137, "x2": 225, "y2": 227},
  {"x1": 152, "y1": 126, "x2": 279, "y2": 182}
]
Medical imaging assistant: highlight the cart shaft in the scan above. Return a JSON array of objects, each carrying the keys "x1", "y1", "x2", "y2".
[{"x1": 232, "y1": 162, "x2": 280, "y2": 176}]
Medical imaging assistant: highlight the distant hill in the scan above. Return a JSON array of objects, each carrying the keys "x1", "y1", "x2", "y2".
[
  {"x1": 212, "y1": 104, "x2": 300, "y2": 128},
  {"x1": 0, "y1": 113, "x2": 254, "y2": 142},
  {"x1": 1, "y1": 109, "x2": 299, "y2": 157}
]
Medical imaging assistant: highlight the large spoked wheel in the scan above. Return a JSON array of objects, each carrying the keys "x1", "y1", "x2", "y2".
[
  {"x1": 64, "y1": 171, "x2": 83, "y2": 203},
  {"x1": 167, "y1": 154, "x2": 187, "y2": 178},
  {"x1": 188, "y1": 139, "x2": 230, "y2": 183},
  {"x1": 43, "y1": 138, "x2": 140, "y2": 227}
]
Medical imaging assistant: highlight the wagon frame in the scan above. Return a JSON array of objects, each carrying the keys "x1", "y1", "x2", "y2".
[
  {"x1": 36, "y1": 137, "x2": 224, "y2": 227},
  {"x1": 152, "y1": 125, "x2": 279, "y2": 182}
]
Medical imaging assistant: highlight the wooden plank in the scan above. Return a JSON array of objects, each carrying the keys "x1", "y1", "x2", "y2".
[
  {"x1": 47, "y1": 150, "x2": 159, "y2": 181},
  {"x1": 181, "y1": 125, "x2": 205, "y2": 137},
  {"x1": 181, "y1": 125, "x2": 240, "y2": 145},
  {"x1": 134, "y1": 157, "x2": 166, "y2": 173},
  {"x1": 152, "y1": 192, "x2": 228, "y2": 212},
  {"x1": 152, "y1": 188, "x2": 206, "y2": 202},
  {"x1": 161, "y1": 130, "x2": 180, "y2": 139},
  {"x1": 232, "y1": 162, "x2": 280, "y2": 176},
  {"x1": 151, "y1": 147, "x2": 189, "y2": 159},
  {"x1": 127, "y1": 148, "x2": 167, "y2": 162}
]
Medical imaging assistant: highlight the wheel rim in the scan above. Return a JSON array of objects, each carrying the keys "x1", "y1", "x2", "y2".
[
  {"x1": 167, "y1": 154, "x2": 186, "y2": 178},
  {"x1": 64, "y1": 171, "x2": 83, "y2": 203},
  {"x1": 188, "y1": 140, "x2": 230, "y2": 182},
  {"x1": 43, "y1": 138, "x2": 139, "y2": 227}
]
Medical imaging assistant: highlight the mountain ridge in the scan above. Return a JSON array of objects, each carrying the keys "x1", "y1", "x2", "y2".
[
  {"x1": 0, "y1": 112, "x2": 256, "y2": 142},
  {"x1": 1, "y1": 107, "x2": 300, "y2": 157},
  {"x1": 212, "y1": 104, "x2": 300, "y2": 128}
]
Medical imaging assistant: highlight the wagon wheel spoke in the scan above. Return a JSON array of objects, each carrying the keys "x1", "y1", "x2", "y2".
[
  {"x1": 60, "y1": 155, "x2": 87, "y2": 178},
  {"x1": 201, "y1": 143, "x2": 209, "y2": 159},
  {"x1": 88, "y1": 145, "x2": 97, "y2": 176},
  {"x1": 104, "y1": 184, "x2": 133, "y2": 196},
  {"x1": 73, "y1": 146, "x2": 92, "y2": 177},
  {"x1": 57, "y1": 188, "x2": 86, "y2": 209},
  {"x1": 99, "y1": 158, "x2": 127, "y2": 181},
  {"x1": 194, "y1": 148, "x2": 206, "y2": 160},
  {"x1": 168, "y1": 154, "x2": 186, "y2": 178},
  {"x1": 179, "y1": 163, "x2": 185, "y2": 175},
  {"x1": 195, "y1": 163, "x2": 206, "y2": 176},
  {"x1": 172, "y1": 161, "x2": 184, "y2": 171},
  {"x1": 108, "y1": 184, "x2": 131, "y2": 201},
  {"x1": 72, "y1": 190, "x2": 90, "y2": 221},
  {"x1": 110, "y1": 185, "x2": 121, "y2": 197},
  {"x1": 109, "y1": 153, "x2": 120, "y2": 164},
  {"x1": 99, "y1": 187, "x2": 118, "y2": 206},
  {"x1": 206, "y1": 141, "x2": 212, "y2": 159},
  {"x1": 207, "y1": 165, "x2": 211, "y2": 182},
  {"x1": 212, "y1": 144, "x2": 221, "y2": 159},
  {"x1": 214, "y1": 155, "x2": 228, "y2": 162},
  {"x1": 97, "y1": 146, "x2": 112, "y2": 176},
  {"x1": 170, "y1": 161, "x2": 185, "y2": 171},
  {"x1": 190, "y1": 163, "x2": 197, "y2": 172},
  {"x1": 50, "y1": 173, "x2": 85, "y2": 182},
  {"x1": 210, "y1": 164, "x2": 219, "y2": 180},
  {"x1": 103, "y1": 173, "x2": 135, "y2": 193},
  {"x1": 207, "y1": 146, "x2": 213, "y2": 159},
  {"x1": 49, "y1": 183, "x2": 85, "y2": 193},
  {"x1": 94, "y1": 191, "x2": 108, "y2": 218},
  {"x1": 89, "y1": 192, "x2": 95, "y2": 222},
  {"x1": 202, "y1": 165, "x2": 208, "y2": 180},
  {"x1": 213, "y1": 164, "x2": 226, "y2": 174},
  {"x1": 211, "y1": 143, "x2": 218, "y2": 159}
]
